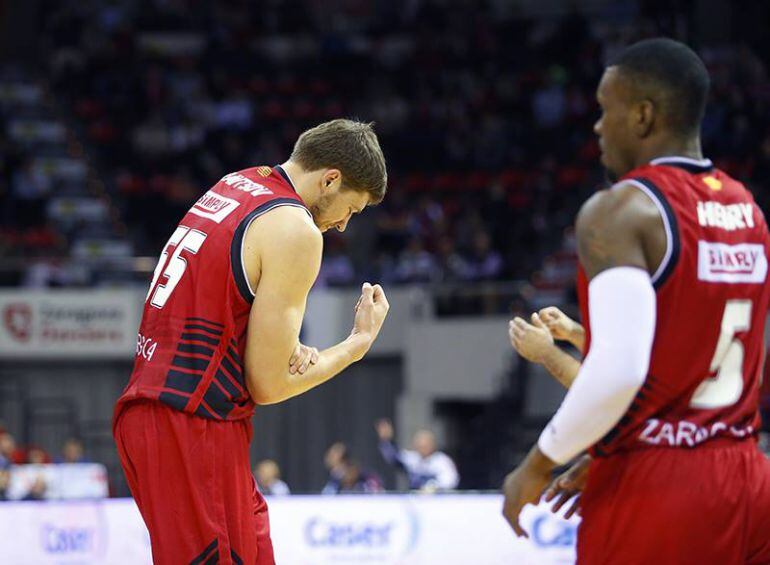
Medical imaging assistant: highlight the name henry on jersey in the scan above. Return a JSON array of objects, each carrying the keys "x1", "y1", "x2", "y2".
[{"x1": 697, "y1": 201, "x2": 754, "y2": 231}]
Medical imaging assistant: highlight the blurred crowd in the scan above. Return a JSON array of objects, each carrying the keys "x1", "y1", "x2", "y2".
[
  {"x1": 255, "y1": 419, "x2": 459, "y2": 495},
  {"x1": 0, "y1": 428, "x2": 90, "y2": 501},
  {"x1": 0, "y1": 0, "x2": 767, "y2": 292}
]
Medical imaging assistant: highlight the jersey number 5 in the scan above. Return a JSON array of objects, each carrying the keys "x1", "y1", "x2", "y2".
[
  {"x1": 689, "y1": 300, "x2": 752, "y2": 409},
  {"x1": 146, "y1": 226, "x2": 207, "y2": 309}
]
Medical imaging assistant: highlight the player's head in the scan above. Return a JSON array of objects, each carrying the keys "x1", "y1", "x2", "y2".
[
  {"x1": 412, "y1": 429, "x2": 437, "y2": 458},
  {"x1": 594, "y1": 38, "x2": 710, "y2": 181},
  {"x1": 290, "y1": 119, "x2": 387, "y2": 233}
]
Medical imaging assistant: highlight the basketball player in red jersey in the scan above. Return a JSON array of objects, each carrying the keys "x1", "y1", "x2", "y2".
[
  {"x1": 113, "y1": 119, "x2": 389, "y2": 564},
  {"x1": 502, "y1": 38, "x2": 770, "y2": 563}
]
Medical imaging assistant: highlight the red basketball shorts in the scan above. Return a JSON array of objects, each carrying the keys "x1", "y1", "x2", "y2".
[
  {"x1": 577, "y1": 440, "x2": 770, "y2": 564},
  {"x1": 113, "y1": 400, "x2": 273, "y2": 565}
]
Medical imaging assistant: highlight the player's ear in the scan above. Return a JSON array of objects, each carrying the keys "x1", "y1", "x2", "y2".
[
  {"x1": 634, "y1": 99, "x2": 655, "y2": 138},
  {"x1": 322, "y1": 169, "x2": 342, "y2": 192}
]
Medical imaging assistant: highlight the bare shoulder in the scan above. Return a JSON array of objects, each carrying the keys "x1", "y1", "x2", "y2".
[
  {"x1": 576, "y1": 183, "x2": 663, "y2": 279},
  {"x1": 577, "y1": 184, "x2": 660, "y2": 228},
  {"x1": 242, "y1": 205, "x2": 322, "y2": 290},
  {"x1": 245, "y1": 205, "x2": 322, "y2": 258}
]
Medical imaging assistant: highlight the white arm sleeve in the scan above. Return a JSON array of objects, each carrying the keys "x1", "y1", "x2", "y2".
[{"x1": 537, "y1": 267, "x2": 656, "y2": 464}]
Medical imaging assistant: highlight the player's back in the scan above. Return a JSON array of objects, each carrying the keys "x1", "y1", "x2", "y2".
[
  {"x1": 581, "y1": 156, "x2": 770, "y2": 456},
  {"x1": 117, "y1": 165, "x2": 308, "y2": 421}
]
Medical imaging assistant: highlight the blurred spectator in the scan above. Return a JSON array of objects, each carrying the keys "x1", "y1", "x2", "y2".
[
  {"x1": 254, "y1": 460, "x2": 290, "y2": 496},
  {"x1": 321, "y1": 442, "x2": 382, "y2": 494},
  {"x1": 22, "y1": 476, "x2": 47, "y2": 501},
  {"x1": 466, "y1": 230, "x2": 503, "y2": 281},
  {"x1": 0, "y1": 463, "x2": 10, "y2": 501},
  {"x1": 395, "y1": 237, "x2": 438, "y2": 282},
  {"x1": 26, "y1": 446, "x2": 51, "y2": 465},
  {"x1": 58, "y1": 438, "x2": 88, "y2": 464},
  {"x1": 316, "y1": 235, "x2": 356, "y2": 287},
  {"x1": 375, "y1": 419, "x2": 459, "y2": 492},
  {"x1": 321, "y1": 441, "x2": 348, "y2": 494},
  {"x1": 10, "y1": 157, "x2": 52, "y2": 227},
  {"x1": 0, "y1": 432, "x2": 24, "y2": 466},
  {"x1": 334, "y1": 459, "x2": 383, "y2": 494}
]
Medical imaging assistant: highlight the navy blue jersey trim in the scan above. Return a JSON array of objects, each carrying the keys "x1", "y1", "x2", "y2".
[
  {"x1": 202, "y1": 384, "x2": 234, "y2": 419},
  {"x1": 214, "y1": 369, "x2": 242, "y2": 399},
  {"x1": 177, "y1": 343, "x2": 215, "y2": 357},
  {"x1": 185, "y1": 317, "x2": 224, "y2": 328},
  {"x1": 631, "y1": 177, "x2": 681, "y2": 290},
  {"x1": 159, "y1": 391, "x2": 189, "y2": 411},
  {"x1": 275, "y1": 165, "x2": 297, "y2": 192},
  {"x1": 165, "y1": 370, "x2": 201, "y2": 393},
  {"x1": 184, "y1": 324, "x2": 222, "y2": 336},
  {"x1": 172, "y1": 355, "x2": 209, "y2": 372},
  {"x1": 653, "y1": 160, "x2": 714, "y2": 174},
  {"x1": 230, "y1": 197, "x2": 308, "y2": 303},
  {"x1": 190, "y1": 539, "x2": 218, "y2": 565},
  {"x1": 226, "y1": 345, "x2": 242, "y2": 366},
  {"x1": 220, "y1": 355, "x2": 244, "y2": 386},
  {"x1": 179, "y1": 332, "x2": 220, "y2": 346},
  {"x1": 194, "y1": 403, "x2": 216, "y2": 419}
]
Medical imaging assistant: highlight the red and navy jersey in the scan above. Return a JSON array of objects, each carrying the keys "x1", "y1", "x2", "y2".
[
  {"x1": 117, "y1": 165, "x2": 309, "y2": 420},
  {"x1": 578, "y1": 156, "x2": 770, "y2": 456}
]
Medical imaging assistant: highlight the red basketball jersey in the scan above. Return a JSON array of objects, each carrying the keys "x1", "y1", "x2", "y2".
[
  {"x1": 577, "y1": 156, "x2": 770, "y2": 456},
  {"x1": 117, "y1": 165, "x2": 309, "y2": 420}
]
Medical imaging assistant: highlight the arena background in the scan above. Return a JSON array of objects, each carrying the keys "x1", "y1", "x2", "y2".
[{"x1": 0, "y1": 0, "x2": 769, "y2": 563}]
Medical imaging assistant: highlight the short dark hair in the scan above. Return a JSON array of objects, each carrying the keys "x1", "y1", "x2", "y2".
[
  {"x1": 610, "y1": 38, "x2": 710, "y2": 136},
  {"x1": 291, "y1": 119, "x2": 388, "y2": 204}
]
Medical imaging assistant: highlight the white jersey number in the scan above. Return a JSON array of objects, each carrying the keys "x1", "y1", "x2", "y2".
[
  {"x1": 146, "y1": 226, "x2": 207, "y2": 309},
  {"x1": 689, "y1": 300, "x2": 752, "y2": 409}
]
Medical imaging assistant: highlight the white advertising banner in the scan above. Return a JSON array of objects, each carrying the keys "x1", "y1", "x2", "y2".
[
  {"x1": 0, "y1": 290, "x2": 143, "y2": 359},
  {"x1": 0, "y1": 495, "x2": 577, "y2": 564}
]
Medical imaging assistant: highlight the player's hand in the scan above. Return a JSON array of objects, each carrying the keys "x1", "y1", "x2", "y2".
[
  {"x1": 289, "y1": 343, "x2": 319, "y2": 375},
  {"x1": 509, "y1": 314, "x2": 554, "y2": 364},
  {"x1": 501, "y1": 452, "x2": 554, "y2": 538},
  {"x1": 543, "y1": 454, "x2": 591, "y2": 519},
  {"x1": 350, "y1": 283, "x2": 389, "y2": 360},
  {"x1": 538, "y1": 307, "x2": 581, "y2": 344},
  {"x1": 375, "y1": 418, "x2": 394, "y2": 442}
]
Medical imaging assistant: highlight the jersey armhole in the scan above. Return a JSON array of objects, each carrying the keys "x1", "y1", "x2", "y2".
[
  {"x1": 613, "y1": 177, "x2": 680, "y2": 289},
  {"x1": 230, "y1": 198, "x2": 312, "y2": 303}
]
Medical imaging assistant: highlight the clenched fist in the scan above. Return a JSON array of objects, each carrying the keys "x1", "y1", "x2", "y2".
[{"x1": 349, "y1": 282, "x2": 389, "y2": 360}]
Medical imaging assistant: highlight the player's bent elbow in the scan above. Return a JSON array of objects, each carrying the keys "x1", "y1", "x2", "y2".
[{"x1": 245, "y1": 369, "x2": 288, "y2": 405}]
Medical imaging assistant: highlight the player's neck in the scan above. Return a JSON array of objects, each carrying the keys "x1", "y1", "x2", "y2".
[
  {"x1": 279, "y1": 160, "x2": 320, "y2": 207},
  {"x1": 637, "y1": 137, "x2": 704, "y2": 168}
]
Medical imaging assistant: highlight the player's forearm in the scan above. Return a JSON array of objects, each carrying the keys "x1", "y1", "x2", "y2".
[
  {"x1": 248, "y1": 335, "x2": 369, "y2": 405},
  {"x1": 541, "y1": 346, "x2": 582, "y2": 389}
]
